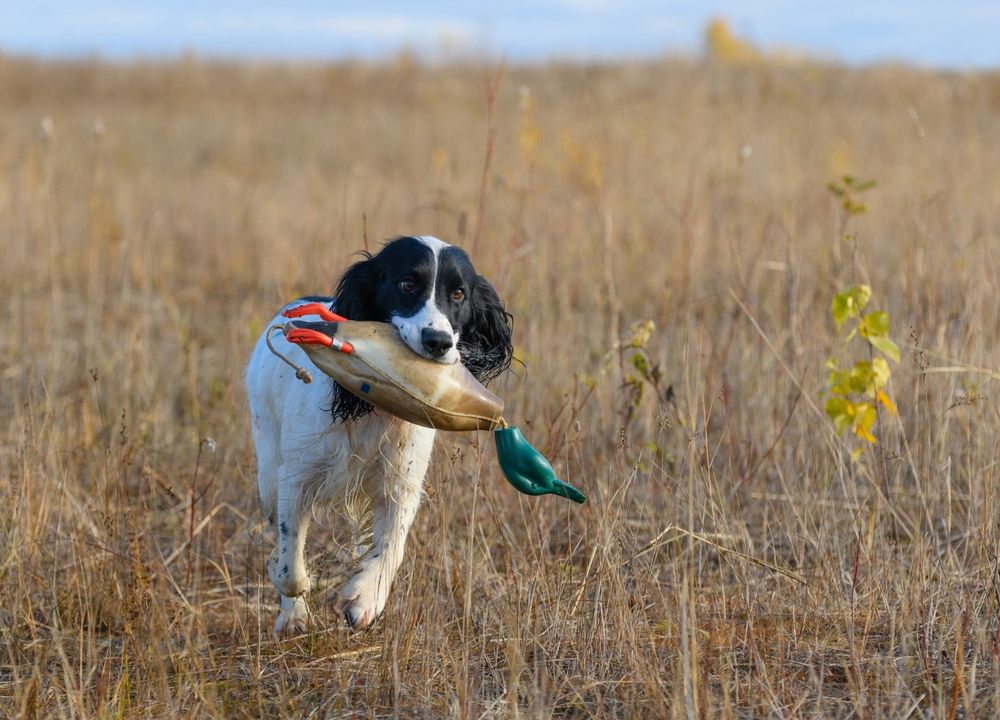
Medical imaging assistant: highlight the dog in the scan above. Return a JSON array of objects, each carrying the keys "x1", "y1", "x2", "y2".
[{"x1": 246, "y1": 235, "x2": 513, "y2": 633}]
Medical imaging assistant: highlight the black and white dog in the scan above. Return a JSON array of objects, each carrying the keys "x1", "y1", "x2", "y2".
[{"x1": 246, "y1": 236, "x2": 512, "y2": 633}]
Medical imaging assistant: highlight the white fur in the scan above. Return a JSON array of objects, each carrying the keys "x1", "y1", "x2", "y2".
[
  {"x1": 391, "y1": 236, "x2": 461, "y2": 365},
  {"x1": 415, "y1": 234, "x2": 447, "y2": 253},
  {"x1": 247, "y1": 299, "x2": 435, "y2": 633}
]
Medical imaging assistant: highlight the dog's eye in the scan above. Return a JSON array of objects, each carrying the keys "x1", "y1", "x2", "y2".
[
  {"x1": 451, "y1": 289, "x2": 465, "y2": 303},
  {"x1": 399, "y1": 279, "x2": 417, "y2": 293}
]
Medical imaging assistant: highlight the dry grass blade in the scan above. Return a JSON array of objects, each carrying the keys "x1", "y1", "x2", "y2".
[{"x1": 628, "y1": 525, "x2": 807, "y2": 585}]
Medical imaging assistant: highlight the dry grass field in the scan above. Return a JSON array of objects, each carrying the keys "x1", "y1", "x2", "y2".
[{"x1": 2, "y1": 53, "x2": 1000, "y2": 718}]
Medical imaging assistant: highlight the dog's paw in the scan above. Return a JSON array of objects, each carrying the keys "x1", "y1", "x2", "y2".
[
  {"x1": 340, "y1": 565, "x2": 391, "y2": 630},
  {"x1": 274, "y1": 594, "x2": 311, "y2": 637},
  {"x1": 267, "y1": 548, "x2": 312, "y2": 598}
]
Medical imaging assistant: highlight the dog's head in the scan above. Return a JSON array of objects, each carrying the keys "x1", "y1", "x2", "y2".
[{"x1": 331, "y1": 235, "x2": 513, "y2": 421}]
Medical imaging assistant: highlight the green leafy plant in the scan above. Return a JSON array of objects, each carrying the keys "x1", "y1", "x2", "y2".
[
  {"x1": 824, "y1": 284, "x2": 899, "y2": 446},
  {"x1": 620, "y1": 319, "x2": 669, "y2": 426},
  {"x1": 827, "y1": 175, "x2": 878, "y2": 216}
]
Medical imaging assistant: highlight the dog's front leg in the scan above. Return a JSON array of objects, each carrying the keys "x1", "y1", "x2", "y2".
[
  {"x1": 268, "y1": 470, "x2": 314, "y2": 635},
  {"x1": 341, "y1": 425, "x2": 434, "y2": 629}
]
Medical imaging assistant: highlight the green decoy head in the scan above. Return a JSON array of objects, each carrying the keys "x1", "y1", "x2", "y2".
[{"x1": 494, "y1": 426, "x2": 586, "y2": 504}]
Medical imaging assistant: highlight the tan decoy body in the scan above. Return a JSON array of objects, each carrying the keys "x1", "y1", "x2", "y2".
[{"x1": 285, "y1": 321, "x2": 505, "y2": 432}]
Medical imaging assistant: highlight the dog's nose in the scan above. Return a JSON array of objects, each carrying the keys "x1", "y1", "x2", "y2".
[{"x1": 421, "y1": 328, "x2": 454, "y2": 358}]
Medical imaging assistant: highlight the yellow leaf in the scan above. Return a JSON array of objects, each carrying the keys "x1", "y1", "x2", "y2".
[
  {"x1": 876, "y1": 388, "x2": 897, "y2": 415},
  {"x1": 872, "y1": 357, "x2": 890, "y2": 388},
  {"x1": 853, "y1": 404, "x2": 878, "y2": 443},
  {"x1": 704, "y1": 19, "x2": 760, "y2": 64},
  {"x1": 854, "y1": 424, "x2": 877, "y2": 444}
]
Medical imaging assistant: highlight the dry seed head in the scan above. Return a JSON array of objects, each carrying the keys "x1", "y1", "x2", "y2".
[{"x1": 39, "y1": 116, "x2": 55, "y2": 143}]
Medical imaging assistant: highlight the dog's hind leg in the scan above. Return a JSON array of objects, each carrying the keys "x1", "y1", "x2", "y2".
[
  {"x1": 268, "y1": 467, "x2": 314, "y2": 635},
  {"x1": 341, "y1": 425, "x2": 434, "y2": 629}
]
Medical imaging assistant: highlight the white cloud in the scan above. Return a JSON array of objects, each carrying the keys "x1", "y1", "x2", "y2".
[
  {"x1": 314, "y1": 15, "x2": 475, "y2": 42},
  {"x1": 181, "y1": 12, "x2": 474, "y2": 43}
]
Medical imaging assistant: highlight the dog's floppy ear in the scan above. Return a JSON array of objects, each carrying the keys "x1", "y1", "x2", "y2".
[
  {"x1": 458, "y1": 275, "x2": 513, "y2": 383},
  {"x1": 329, "y1": 254, "x2": 379, "y2": 422},
  {"x1": 333, "y1": 253, "x2": 381, "y2": 321}
]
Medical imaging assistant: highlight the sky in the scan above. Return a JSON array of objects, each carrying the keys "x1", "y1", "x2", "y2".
[{"x1": 1, "y1": 1, "x2": 998, "y2": 70}]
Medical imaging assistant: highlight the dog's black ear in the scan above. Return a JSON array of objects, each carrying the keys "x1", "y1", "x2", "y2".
[
  {"x1": 458, "y1": 275, "x2": 513, "y2": 384},
  {"x1": 333, "y1": 254, "x2": 381, "y2": 321},
  {"x1": 329, "y1": 254, "x2": 379, "y2": 422}
]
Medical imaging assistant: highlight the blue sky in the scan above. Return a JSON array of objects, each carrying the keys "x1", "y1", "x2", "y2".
[{"x1": 2, "y1": 1, "x2": 998, "y2": 69}]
